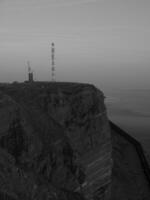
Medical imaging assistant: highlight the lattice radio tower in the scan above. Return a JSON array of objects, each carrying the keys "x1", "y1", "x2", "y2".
[{"x1": 51, "y1": 42, "x2": 55, "y2": 82}]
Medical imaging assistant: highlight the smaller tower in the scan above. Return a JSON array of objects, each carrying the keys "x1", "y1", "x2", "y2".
[
  {"x1": 51, "y1": 42, "x2": 55, "y2": 82},
  {"x1": 27, "y1": 61, "x2": 33, "y2": 82}
]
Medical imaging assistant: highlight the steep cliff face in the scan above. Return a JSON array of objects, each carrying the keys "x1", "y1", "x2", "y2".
[
  {"x1": 0, "y1": 83, "x2": 112, "y2": 200},
  {"x1": 1, "y1": 82, "x2": 150, "y2": 200}
]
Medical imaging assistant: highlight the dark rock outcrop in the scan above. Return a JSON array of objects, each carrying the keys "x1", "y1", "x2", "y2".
[{"x1": 110, "y1": 121, "x2": 150, "y2": 200}]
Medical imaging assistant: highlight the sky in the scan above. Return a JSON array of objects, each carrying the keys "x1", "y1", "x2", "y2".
[{"x1": 0, "y1": 0, "x2": 150, "y2": 90}]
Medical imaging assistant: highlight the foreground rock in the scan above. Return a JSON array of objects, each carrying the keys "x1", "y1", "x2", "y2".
[{"x1": 110, "y1": 122, "x2": 150, "y2": 200}]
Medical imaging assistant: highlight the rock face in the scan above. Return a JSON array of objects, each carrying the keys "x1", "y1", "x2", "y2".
[
  {"x1": 0, "y1": 82, "x2": 150, "y2": 200},
  {"x1": 0, "y1": 82, "x2": 112, "y2": 200}
]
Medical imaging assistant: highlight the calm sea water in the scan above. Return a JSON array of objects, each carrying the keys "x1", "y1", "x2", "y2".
[{"x1": 104, "y1": 89, "x2": 150, "y2": 155}]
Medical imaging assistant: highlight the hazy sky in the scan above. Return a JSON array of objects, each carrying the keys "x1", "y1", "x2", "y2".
[{"x1": 0, "y1": 0, "x2": 150, "y2": 89}]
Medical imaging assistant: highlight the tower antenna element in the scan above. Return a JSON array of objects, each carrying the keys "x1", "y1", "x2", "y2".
[
  {"x1": 27, "y1": 61, "x2": 33, "y2": 82},
  {"x1": 51, "y1": 42, "x2": 55, "y2": 82},
  {"x1": 27, "y1": 61, "x2": 31, "y2": 73}
]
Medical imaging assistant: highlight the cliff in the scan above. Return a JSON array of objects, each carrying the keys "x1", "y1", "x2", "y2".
[
  {"x1": 0, "y1": 82, "x2": 112, "y2": 200},
  {"x1": 0, "y1": 82, "x2": 150, "y2": 200}
]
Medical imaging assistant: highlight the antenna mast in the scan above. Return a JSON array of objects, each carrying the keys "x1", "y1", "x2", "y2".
[
  {"x1": 27, "y1": 61, "x2": 33, "y2": 82},
  {"x1": 27, "y1": 61, "x2": 31, "y2": 73},
  {"x1": 51, "y1": 42, "x2": 55, "y2": 82}
]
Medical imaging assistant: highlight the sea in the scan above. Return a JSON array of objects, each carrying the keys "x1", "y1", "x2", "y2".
[{"x1": 104, "y1": 89, "x2": 150, "y2": 157}]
